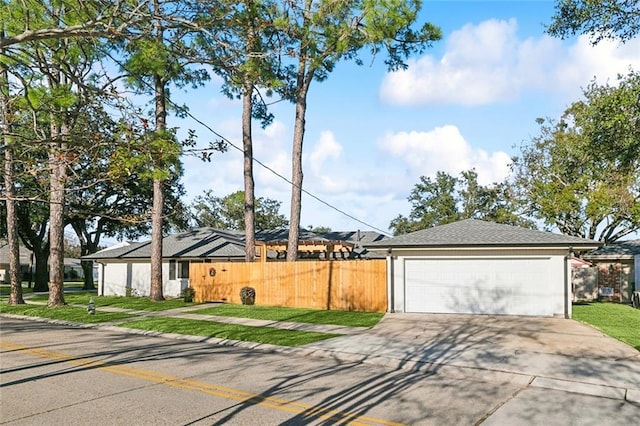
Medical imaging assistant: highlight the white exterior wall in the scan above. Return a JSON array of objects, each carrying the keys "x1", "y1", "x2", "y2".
[
  {"x1": 98, "y1": 261, "x2": 186, "y2": 298},
  {"x1": 389, "y1": 248, "x2": 570, "y2": 317}
]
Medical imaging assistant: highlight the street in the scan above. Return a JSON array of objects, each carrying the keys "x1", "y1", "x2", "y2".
[{"x1": 1, "y1": 317, "x2": 638, "y2": 425}]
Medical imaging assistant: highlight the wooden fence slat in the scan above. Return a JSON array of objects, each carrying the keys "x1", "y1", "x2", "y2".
[{"x1": 190, "y1": 260, "x2": 387, "y2": 312}]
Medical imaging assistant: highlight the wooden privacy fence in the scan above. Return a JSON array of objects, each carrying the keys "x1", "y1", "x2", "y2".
[{"x1": 190, "y1": 260, "x2": 387, "y2": 312}]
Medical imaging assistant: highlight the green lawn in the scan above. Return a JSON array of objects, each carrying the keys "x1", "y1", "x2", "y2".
[
  {"x1": 0, "y1": 303, "x2": 136, "y2": 324},
  {"x1": 118, "y1": 317, "x2": 341, "y2": 347},
  {"x1": 572, "y1": 302, "x2": 640, "y2": 350},
  {"x1": 27, "y1": 294, "x2": 196, "y2": 311},
  {"x1": 0, "y1": 282, "x2": 88, "y2": 297},
  {"x1": 193, "y1": 304, "x2": 384, "y2": 328}
]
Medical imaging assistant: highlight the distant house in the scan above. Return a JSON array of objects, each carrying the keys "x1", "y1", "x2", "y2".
[
  {"x1": 582, "y1": 239, "x2": 640, "y2": 303},
  {"x1": 0, "y1": 240, "x2": 31, "y2": 283},
  {"x1": 83, "y1": 228, "x2": 387, "y2": 297}
]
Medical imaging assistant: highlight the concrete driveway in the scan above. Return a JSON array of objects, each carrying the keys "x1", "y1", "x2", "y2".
[{"x1": 303, "y1": 313, "x2": 640, "y2": 401}]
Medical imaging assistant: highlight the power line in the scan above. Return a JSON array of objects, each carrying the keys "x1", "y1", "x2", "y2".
[
  {"x1": 180, "y1": 107, "x2": 392, "y2": 236},
  {"x1": 103, "y1": 49, "x2": 391, "y2": 236}
]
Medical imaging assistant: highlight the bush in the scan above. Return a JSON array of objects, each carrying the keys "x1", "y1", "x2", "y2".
[
  {"x1": 183, "y1": 287, "x2": 196, "y2": 303},
  {"x1": 240, "y1": 286, "x2": 255, "y2": 305}
]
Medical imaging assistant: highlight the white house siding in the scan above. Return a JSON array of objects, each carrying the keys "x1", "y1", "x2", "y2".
[
  {"x1": 98, "y1": 261, "x2": 185, "y2": 298},
  {"x1": 389, "y1": 248, "x2": 570, "y2": 317}
]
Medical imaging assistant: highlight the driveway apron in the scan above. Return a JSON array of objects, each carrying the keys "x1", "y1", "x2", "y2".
[{"x1": 302, "y1": 313, "x2": 640, "y2": 398}]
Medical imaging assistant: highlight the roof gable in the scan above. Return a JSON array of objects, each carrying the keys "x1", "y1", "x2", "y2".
[
  {"x1": 366, "y1": 219, "x2": 601, "y2": 249},
  {"x1": 584, "y1": 239, "x2": 640, "y2": 258}
]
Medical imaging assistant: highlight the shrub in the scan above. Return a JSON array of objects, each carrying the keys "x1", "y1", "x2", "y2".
[
  {"x1": 183, "y1": 287, "x2": 196, "y2": 303},
  {"x1": 240, "y1": 286, "x2": 255, "y2": 305}
]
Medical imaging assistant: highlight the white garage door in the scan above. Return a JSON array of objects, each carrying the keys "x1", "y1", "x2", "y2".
[{"x1": 404, "y1": 257, "x2": 557, "y2": 316}]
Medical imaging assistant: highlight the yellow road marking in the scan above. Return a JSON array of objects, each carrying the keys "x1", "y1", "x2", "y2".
[{"x1": 1, "y1": 341, "x2": 403, "y2": 426}]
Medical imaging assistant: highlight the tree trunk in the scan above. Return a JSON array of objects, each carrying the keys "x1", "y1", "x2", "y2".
[
  {"x1": 149, "y1": 177, "x2": 164, "y2": 300},
  {"x1": 286, "y1": 69, "x2": 313, "y2": 262},
  {"x1": 69, "y1": 218, "x2": 97, "y2": 290},
  {"x1": 1, "y1": 42, "x2": 24, "y2": 304},
  {"x1": 4, "y1": 144, "x2": 23, "y2": 304},
  {"x1": 242, "y1": 82, "x2": 256, "y2": 262},
  {"x1": 48, "y1": 124, "x2": 66, "y2": 307},
  {"x1": 149, "y1": 0, "x2": 166, "y2": 301},
  {"x1": 32, "y1": 247, "x2": 49, "y2": 292}
]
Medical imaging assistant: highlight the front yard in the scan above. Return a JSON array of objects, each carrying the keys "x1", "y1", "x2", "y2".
[
  {"x1": 572, "y1": 302, "x2": 640, "y2": 350},
  {"x1": 0, "y1": 295, "x2": 381, "y2": 347}
]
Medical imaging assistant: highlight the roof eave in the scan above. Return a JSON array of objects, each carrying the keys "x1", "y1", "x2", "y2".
[{"x1": 366, "y1": 242, "x2": 602, "y2": 251}]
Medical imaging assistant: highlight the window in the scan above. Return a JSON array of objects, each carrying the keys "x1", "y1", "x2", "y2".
[
  {"x1": 169, "y1": 260, "x2": 189, "y2": 279},
  {"x1": 169, "y1": 260, "x2": 176, "y2": 280},
  {"x1": 179, "y1": 261, "x2": 189, "y2": 279}
]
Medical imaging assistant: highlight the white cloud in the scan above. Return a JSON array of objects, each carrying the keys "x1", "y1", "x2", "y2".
[
  {"x1": 379, "y1": 125, "x2": 511, "y2": 185},
  {"x1": 309, "y1": 131, "x2": 343, "y2": 172},
  {"x1": 379, "y1": 18, "x2": 640, "y2": 106}
]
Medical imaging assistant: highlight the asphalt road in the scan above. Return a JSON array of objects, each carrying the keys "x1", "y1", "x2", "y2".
[{"x1": 1, "y1": 317, "x2": 638, "y2": 425}]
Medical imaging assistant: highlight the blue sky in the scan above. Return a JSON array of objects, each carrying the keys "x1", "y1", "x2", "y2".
[{"x1": 173, "y1": 0, "x2": 640, "y2": 235}]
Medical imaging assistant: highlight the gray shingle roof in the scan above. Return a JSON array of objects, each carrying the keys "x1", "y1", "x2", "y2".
[
  {"x1": 84, "y1": 228, "x2": 388, "y2": 260},
  {"x1": 84, "y1": 228, "x2": 246, "y2": 260},
  {"x1": 365, "y1": 219, "x2": 602, "y2": 249},
  {"x1": 0, "y1": 239, "x2": 32, "y2": 264},
  {"x1": 583, "y1": 239, "x2": 640, "y2": 259}
]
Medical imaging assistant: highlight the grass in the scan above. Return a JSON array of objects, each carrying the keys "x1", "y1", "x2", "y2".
[
  {"x1": 193, "y1": 304, "x2": 384, "y2": 328},
  {"x1": 0, "y1": 282, "x2": 88, "y2": 297},
  {"x1": 572, "y1": 302, "x2": 640, "y2": 351},
  {"x1": 0, "y1": 303, "x2": 136, "y2": 324},
  {"x1": 118, "y1": 317, "x2": 341, "y2": 347},
  {"x1": 27, "y1": 294, "x2": 196, "y2": 311}
]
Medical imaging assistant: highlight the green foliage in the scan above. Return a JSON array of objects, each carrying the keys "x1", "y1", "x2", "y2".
[
  {"x1": 547, "y1": 0, "x2": 640, "y2": 43},
  {"x1": 511, "y1": 73, "x2": 640, "y2": 242},
  {"x1": 572, "y1": 302, "x2": 640, "y2": 350},
  {"x1": 190, "y1": 190, "x2": 289, "y2": 230},
  {"x1": 568, "y1": 71, "x2": 640, "y2": 171},
  {"x1": 390, "y1": 170, "x2": 532, "y2": 235}
]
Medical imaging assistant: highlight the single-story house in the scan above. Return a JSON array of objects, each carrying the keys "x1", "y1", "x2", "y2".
[
  {"x1": 1, "y1": 240, "x2": 84, "y2": 283},
  {"x1": 365, "y1": 219, "x2": 601, "y2": 318},
  {"x1": 582, "y1": 239, "x2": 640, "y2": 303},
  {"x1": 0, "y1": 240, "x2": 32, "y2": 283},
  {"x1": 83, "y1": 228, "x2": 386, "y2": 297}
]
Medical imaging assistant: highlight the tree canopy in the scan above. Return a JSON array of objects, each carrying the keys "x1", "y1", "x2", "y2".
[
  {"x1": 547, "y1": 0, "x2": 640, "y2": 44},
  {"x1": 190, "y1": 190, "x2": 288, "y2": 231},
  {"x1": 510, "y1": 73, "x2": 640, "y2": 242},
  {"x1": 390, "y1": 170, "x2": 532, "y2": 235}
]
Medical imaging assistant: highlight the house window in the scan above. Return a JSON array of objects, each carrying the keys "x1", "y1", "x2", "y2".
[
  {"x1": 179, "y1": 261, "x2": 189, "y2": 279},
  {"x1": 169, "y1": 260, "x2": 189, "y2": 279},
  {"x1": 169, "y1": 260, "x2": 176, "y2": 280}
]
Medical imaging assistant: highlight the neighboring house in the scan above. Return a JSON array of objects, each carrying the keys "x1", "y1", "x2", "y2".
[
  {"x1": 63, "y1": 258, "x2": 85, "y2": 280},
  {"x1": 84, "y1": 229, "x2": 247, "y2": 297},
  {"x1": 0, "y1": 240, "x2": 31, "y2": 283},
  {"x1": 84, "y1": 228, "x2": 386, "y2": 298},
  {"x1": 366, "y1": 219, "x2": 601, "y2": 318},
  {"x1": 582, "y1": 239, "x2": 640, "y2": 304}
]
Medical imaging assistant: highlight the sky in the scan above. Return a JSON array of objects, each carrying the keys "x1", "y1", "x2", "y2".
[{"x1": 171, "y1": 0, "x2": 640, "y2": 237}]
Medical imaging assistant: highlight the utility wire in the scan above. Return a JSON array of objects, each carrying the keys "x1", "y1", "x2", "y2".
[
  {"x1": 180, "y1": 107, "x2": 392, "y2": 236},
  {"x1": 103, "y1": 49, "x2": 391, "y2": 236}
]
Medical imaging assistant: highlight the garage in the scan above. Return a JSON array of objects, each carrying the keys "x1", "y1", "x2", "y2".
[
  {"x1": 404, "y1": 256, "x2": 556, "y2": 316},
  {"x1": 366, "y1": 219, "x2": 601, "y2": 317}
]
